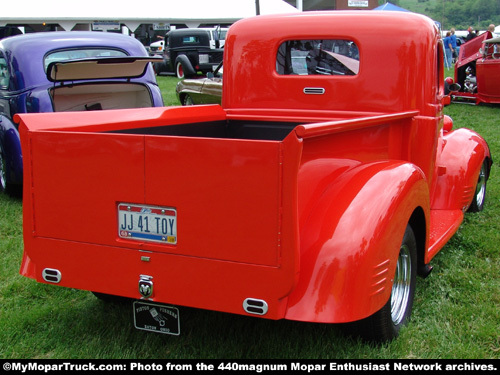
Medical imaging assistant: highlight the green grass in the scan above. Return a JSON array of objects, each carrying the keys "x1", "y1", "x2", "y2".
[
  {"x1": 157, "y1": 75, "x2": 182, "y2": 106},
  {"x1": 1, "y1": 76, "x2": 499, "y2": 359}
]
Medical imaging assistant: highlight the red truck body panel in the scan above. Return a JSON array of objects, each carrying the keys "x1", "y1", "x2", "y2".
[
  {"x1": 19, "y1": 106, "x2": 302, "y2": 319},
  {"x1": 223, "y1": 11, "x2": 442, "y2": 117},
  {"x1": 17, "y1": 11, "x2": 491, "y2": 330}
]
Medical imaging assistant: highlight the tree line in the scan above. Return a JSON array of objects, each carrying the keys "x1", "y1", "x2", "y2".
[{"x1": 391, "y1": 0, "x2": 500, "y2": 30}]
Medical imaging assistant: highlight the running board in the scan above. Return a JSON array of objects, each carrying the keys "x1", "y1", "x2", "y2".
[{"x1": 426, "y1": 209, "x2": 464, "y2": 263}]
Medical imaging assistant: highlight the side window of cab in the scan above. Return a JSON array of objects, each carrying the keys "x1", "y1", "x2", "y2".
[
  {"x1": 0, "y1": 53, "x2": 11, "y2": 117},
  {"x1": 277, "y1": 39, "x2": 360, "y2": 76},
  {"x1": 0, "y1": 54, "x2": 9, "y2": 90}
]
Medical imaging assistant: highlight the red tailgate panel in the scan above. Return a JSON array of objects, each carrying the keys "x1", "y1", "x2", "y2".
[
  {"x1": 29, "y1": 131, "x2": 145, "y2": 246},
  {"x1": 28, "y1": 130, "x2": 283, "y2": 267},
  {"x1": 144, "y1": 136, "x2": 282, "y2": 266}
]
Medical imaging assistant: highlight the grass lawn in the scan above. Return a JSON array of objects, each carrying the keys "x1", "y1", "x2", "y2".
[{"x1": 0, "y1": 76, "x2": 498, "y2": 359}]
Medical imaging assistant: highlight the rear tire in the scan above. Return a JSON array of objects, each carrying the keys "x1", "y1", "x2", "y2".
[
  {"x1": 92, "y1": 292, "x2": 130, "y2": 304},
  {"x1": 176, "y1": 62, "x2": 185, "y2": 79},
  {"x1": 183, "y1": 94, "x2": 194, "y2": 105},
  {"x1": 348, "y1": 224, "x2": 417, "y2": 342},
  {"x1": 467, "y1": 159, "x2": 488, "y2": 213},
  {"x1": 0, "y1": 147, "x2": 21, "y2": 197}
]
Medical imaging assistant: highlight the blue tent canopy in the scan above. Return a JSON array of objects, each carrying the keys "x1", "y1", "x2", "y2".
[
  {"x1": 373, "y1": 2, "x2": 410, "y2": 12},
  {"x1": 373, "y1": 2, "x2": 441, "y2": 31}
]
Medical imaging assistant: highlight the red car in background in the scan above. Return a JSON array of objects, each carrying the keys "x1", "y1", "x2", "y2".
[{"x1": 447, "y1": 31, "x2": 500, "y2": 104}]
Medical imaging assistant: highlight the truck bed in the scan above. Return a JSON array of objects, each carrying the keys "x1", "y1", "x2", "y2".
[
  {"x1": 108, "y1": 119, "x2": 299, "y2": 141},
  {"x1": 18, "y1": 106, "x2": 306, "y2": 318}
]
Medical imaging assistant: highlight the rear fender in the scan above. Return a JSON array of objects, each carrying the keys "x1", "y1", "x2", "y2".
[
  {"x1": 175, "y1": 55, "x2": 196, "y2": 76},
  {"x1": 286, "y1": 161, "x2": 429, "y2": 323},
  {"x1": 432, "y1": 128, "x2": 492, "y2": 211}
]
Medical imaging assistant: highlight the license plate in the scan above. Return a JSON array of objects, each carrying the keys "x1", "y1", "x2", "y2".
[
  {"x1": 133, "y1": 301, "x2": 180, "y2": 335},
  {"x1": 118, "y1": 203, "x2": 177, "y2": 244},
  {"x1": 199, "y1": 54, "x2": 209, "y2": 64}
]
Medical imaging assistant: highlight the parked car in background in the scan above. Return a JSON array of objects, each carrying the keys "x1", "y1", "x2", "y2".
[
  {"x1": 148, "y1": 39, "x2": 165, "y2": 56},
  {"x1": 176, "y1": 62, "x2": 223, "y2": 105},
  {"x1": 154, "y1": 28, "x2": 225, "y2": 78},
  {"x1": 0, "y1": 31, "x2": 163, "y2": 196},
  {"x1": 205, "y1": 27, "x2": 228, "y2": 49},
  {"x1": 0, "y1": 26, "x2": 23, "y2": 40},
  {"x1": 446, "y1": 31, "x2": 500, "y2": 104}
]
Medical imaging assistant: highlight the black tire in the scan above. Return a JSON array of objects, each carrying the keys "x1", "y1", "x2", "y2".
[
  {"x1": 0, "y1": 147, "x2": 21, "y2": 197},
  {"x1": 153, "y1": 61, "x2": 166, "y2": 75},
  {"x1": 347, "y1": 224, "x2": 417, "y2": 342},
  {"x1": 467, "y1": 159, "x2": 488, "y2": 213},
  {"x1": 183, "y1": 94, "x2": 194, "y2": 106},
  {"x1": 92, "y1": 292, "x2": 130, "y2": 304}
]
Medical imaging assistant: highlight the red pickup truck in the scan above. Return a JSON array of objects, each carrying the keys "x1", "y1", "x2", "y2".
[{"x1": 16, "y1": 11, "x2": 492, "y2": 342}]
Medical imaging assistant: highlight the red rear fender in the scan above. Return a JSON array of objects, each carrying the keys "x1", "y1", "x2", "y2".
[
  {"x1": 432, "y1": 128, "x2": 492, "y2": 211},
  {"x1": 286, "y1": 161, "x2": 429, "y2": 323}
]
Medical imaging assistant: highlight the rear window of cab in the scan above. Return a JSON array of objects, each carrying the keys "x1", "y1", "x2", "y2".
[{"x1": 276, "y1": 39, "x2": 359, "y2": 76}]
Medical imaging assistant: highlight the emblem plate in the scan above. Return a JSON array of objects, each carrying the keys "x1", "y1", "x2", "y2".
[
  {"x1": 138, "y1": 275, "x2": 153, "y2": 298},
  {"x1": 133, "y1": 301, "x2": 180, "y2": 335}
]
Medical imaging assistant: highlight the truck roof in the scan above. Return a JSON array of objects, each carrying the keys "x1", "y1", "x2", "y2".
[{"x1": 223, "y1": 11, "x2": 442, "y2": 116}]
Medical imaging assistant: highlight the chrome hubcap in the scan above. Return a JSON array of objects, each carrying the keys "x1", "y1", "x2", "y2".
[{"x1": 391, "y1": 244, "x2": 411, "y2": 325}]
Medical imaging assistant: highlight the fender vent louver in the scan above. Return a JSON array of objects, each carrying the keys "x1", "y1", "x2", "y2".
[
  {"x1": 243, "y1": 298, "x2": 268, "y2": 315},
  {"x1": 303, "y1": 87, "x2": 325, "y2": 95},
  {"x1": 42, "y1": 268, "x2": 62, "y2": 284}
]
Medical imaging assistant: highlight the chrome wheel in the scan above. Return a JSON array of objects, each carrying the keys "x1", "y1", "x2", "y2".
[
  {"x1": 0, "y1": 149, "x2": 7, "y2": 192},
  {"x1": 474, "y1": 163, "x2": 487, "y2": 208},
  {"x1": 391, "y1": 244, "x2": 412, "y2": 326},
  {"x1": 346, "y1": 224, "x2": 417, "y2": 342},
  {"x1": 468, "y1": 160, "x2": 488, "y2": 213},
  {"x1": 183, "y1": 94, "x2": 194, "y2": 106}
]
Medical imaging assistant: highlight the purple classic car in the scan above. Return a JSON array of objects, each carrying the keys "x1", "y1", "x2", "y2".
[{"x1": 0, "y1": 31, "x2": 163, "y2": 196}]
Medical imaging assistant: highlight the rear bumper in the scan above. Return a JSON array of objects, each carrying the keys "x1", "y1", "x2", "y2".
[
  {"x1": 21, "y1": 237, "x2": 293, "y2": 320},
  {"x1": 198, "y1": 63, "x2": 220, "y2": 72}
]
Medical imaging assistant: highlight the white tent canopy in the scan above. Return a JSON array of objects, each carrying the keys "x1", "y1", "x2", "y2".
[{"x1": 2, "y1": 0, "x2": 299, "y2": 30}]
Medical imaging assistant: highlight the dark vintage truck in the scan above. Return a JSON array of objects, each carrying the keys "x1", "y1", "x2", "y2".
[
  {"x1": 16, "y1": 11, "x2": 492, "y2": 342},
  {"x1": 153, "y1": 28, "x2": 225, "y2": 78}
]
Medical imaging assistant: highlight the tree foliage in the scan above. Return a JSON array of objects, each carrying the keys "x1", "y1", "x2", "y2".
[{"x1": 391, "y1": 0, "x2": 500, "y2": 30}]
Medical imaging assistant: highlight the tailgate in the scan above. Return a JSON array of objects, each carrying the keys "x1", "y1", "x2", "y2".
[
  {"x1": 145, "y1": 135, "x2": 282, "y2": 265},
  {"x1": 22, "y1": 113, "x2": 283, "y2": 266}
]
